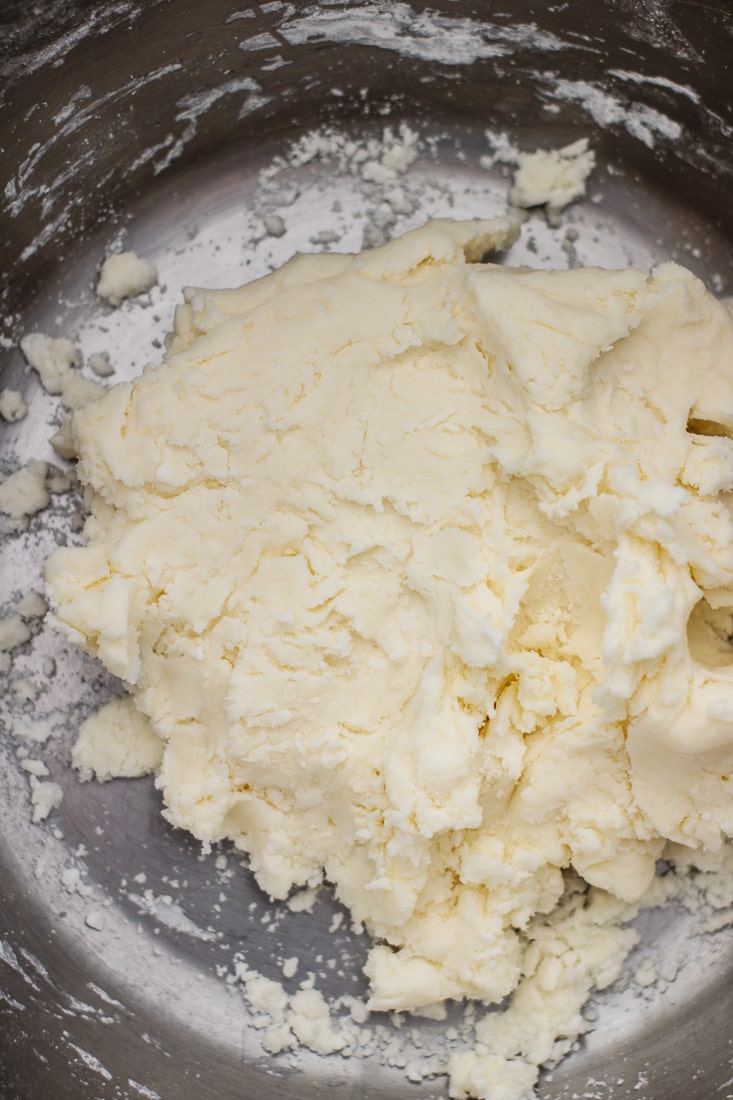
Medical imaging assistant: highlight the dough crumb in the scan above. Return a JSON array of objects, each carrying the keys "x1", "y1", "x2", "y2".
[
  {"x1": 17, "y1": 591, "x2": 48, "y2": 621},
  {"x1": 73, "y1": 697, "x2": 164, "y2": 782},
  {"x1": 97, "y1": 250, "x2": 158, "y2": 306},
  {"x1": 235, "y1": 963, "x2": 344, "y2": 1056},
  {"x1": 0, "y1": 388, "x2": 28, "y2": 422},
  {"x1": 264, "y1": 214, "x2": 286, "y2": 238},
  {"x1": 14, "y1": 716, "x2": 55, "y2": 745},
  {"x1": 0, "y1": 614, "x2": 32, "y2": 653},
  {"x1": 21, "y1": 333, "x2": 79, "y2": 395},
  {"x1": 13, "y1": 678, "x2": 40, "y2": 705},
  {"x1": 282, "y1": 956, "x2": 299, "y2": 979},
  {"x1": 20, "y1": 757, "x2": 49, "y2": 776},
  {"x1": 288, "y1": 988, "x2": 346, "y2": 1054},
  {"x1": 634, "y1": 957, "x2": 658, "y2": 988},
  {"x1": 30, "y1": 778, "x2": 63, "y2": 823},
  {"x1": 88, "y1": 352, "x2": 115, "y2": 377},
  {"x1": 61, "y1": 866, "x2": 94, "y2": 897},
  {"x1": 510, "y1": 138, "x2": 595, "y2": 211},
  {"x1": 0, "y1": 460, "x2": 49, "y2": 519},
  {"x1": 51, "y1": 416, "x2": 76, "y2": 460},
  {"x1": 287, "y1": 887, "x2": 320, "y2": 913},
  {"x1": 20, "y1": 333, "x2": 104, "y2": 410}
]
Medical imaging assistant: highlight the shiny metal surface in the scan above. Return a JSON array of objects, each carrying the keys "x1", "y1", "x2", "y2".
[{"x1": 2, "y1": 2, "x2": 733, "y2": 1098}]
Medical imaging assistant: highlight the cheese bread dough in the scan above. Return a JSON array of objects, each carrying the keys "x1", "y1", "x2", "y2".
[
  {"x1": 510, "y1": 138, "x2": 595, "y2": 210},
  {"x1": 73, "y1": 696, "x2": 164, "y2": 782},
  {"x1": 46, "y1": 218, "x2": 733, "y2": 1080},
  {"x1": 96, "y1": 250, "x2": 157, "y2": 305}
]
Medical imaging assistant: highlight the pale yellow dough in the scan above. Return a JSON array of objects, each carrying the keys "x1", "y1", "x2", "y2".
[
  {"x1": 46, "y1": 217, "x2": 733, "y2": 1093},
  {"x1": 96, "y1": 250, "x2": 157, "y2": 305},
  {"x1": 73, "y1": 696, "x2": 164, "y2": 781}
]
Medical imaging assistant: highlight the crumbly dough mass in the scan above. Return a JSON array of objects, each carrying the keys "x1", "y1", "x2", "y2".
[{"x1": 46, "y1": 217, "x2": 733, "y2": 1055}]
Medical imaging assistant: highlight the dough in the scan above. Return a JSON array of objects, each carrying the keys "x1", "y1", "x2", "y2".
[
  {"x1": 46, "y1": 217, "x2": 733, "y2": 1087},
  {"x1": 21, "y1": 333, "x2": 104, "y2": 410},
  {"x1": 73, "y1": 696, "x2": 164, "y2": 781},
  {"x1": 0, "y1": 460, "x2": 49, "y2": 519},
  {"x1": 96, "y1": 250, "x2": 157, "y2": 305},
  {"x1": 0, "y1": 389, "x2": 27, "y2": 422},
  {"x1": 510, "y1": 138, "x2": 595, "y2": 210}
]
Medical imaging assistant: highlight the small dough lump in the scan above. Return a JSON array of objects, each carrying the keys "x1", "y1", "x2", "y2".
[{"x1": 96, "y1": 250, "x2": 157, "y2": 306}]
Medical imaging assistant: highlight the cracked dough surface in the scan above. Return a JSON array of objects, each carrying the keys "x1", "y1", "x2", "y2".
[{"x1": 47, "y1": 217, "x2": 733, "y2": 1057}]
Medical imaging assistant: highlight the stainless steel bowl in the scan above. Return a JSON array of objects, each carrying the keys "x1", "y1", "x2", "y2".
[{"x1": 2, "y1": 3, "x2": 733, "y2": 1098}]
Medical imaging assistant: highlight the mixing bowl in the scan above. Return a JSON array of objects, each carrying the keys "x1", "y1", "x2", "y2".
[{"x1": 2, "y1": 2, "x2": 733, "y2": 1098}]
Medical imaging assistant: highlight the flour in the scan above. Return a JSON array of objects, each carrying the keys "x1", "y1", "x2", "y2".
[
  {"x1": 150, "y1": 76, "x2": 269, "y2": 177},
  {"x1": 278, "y1": 3, "x2": 571, "y2": 66},
  {"x1": 127, "y1": 889, "x2": 216, "y2": 942},
  {"x1": 607, "y1": 69, "x2": 701, "y2": 105},
  {"x1": 50, "y1": 417, "x2": 76, "y2": 460},
  {"x1": 259, "y1": 122, "x2": 422, "y2": 247},
  {"x1": 542, "y1": 78, "x2": 683, "y2": 149}
]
